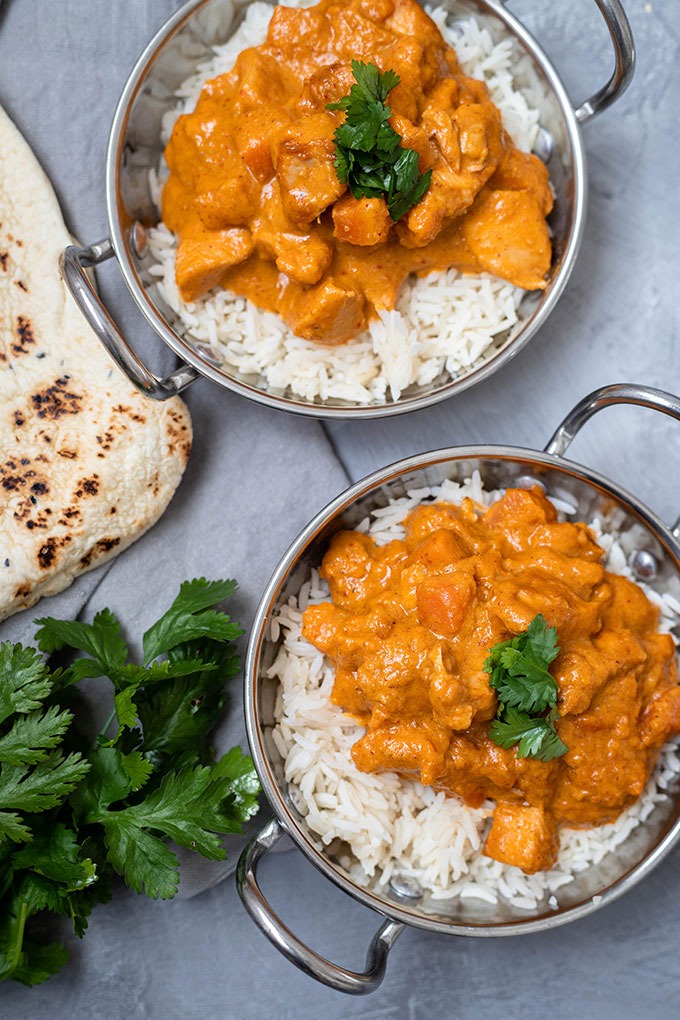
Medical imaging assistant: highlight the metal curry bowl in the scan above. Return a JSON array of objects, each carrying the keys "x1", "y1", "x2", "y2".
[
  {"x1": 61, "y1": 0, "x2": 633, "y2": 418},
  {"x1": 238, "y1": 384, "x2": 680, "y2": 992}
]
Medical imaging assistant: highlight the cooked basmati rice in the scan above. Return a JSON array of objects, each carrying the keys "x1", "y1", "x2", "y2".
[
  {"x1": 266, "y1": 473, "x2": 680, "y2": 910},
  {"x1": 145, "y1": 1, "x2": 545, "y2": 404}
]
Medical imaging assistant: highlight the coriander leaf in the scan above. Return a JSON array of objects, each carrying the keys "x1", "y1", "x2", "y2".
[
  {"x1": 119, "y1": 751, "x2": 153, "y2": 793},
  {"x1": 486, "y1": 616, "x2": 567, "y2": 762},
  {"x1": 9, "y1": 939, "x2": 70, "y2": 987},
  {"x1": 74, "y1": 747, "x2": 133, "y2": 822},
  {"x1": 0, "y1": 900, "x2": 70, "y2": 986},
  {"x1": 142, "y1": 578, "x2": 241, "y2": 664},
  {"x1": 489, "y1": 653, "x2": 557, "y2": 714},
  {"x1": 0, "y1": 752, "x2": 90, "y2": 817},
  {"x1": 134, "y1": 643, "x2": 238, "y2": 768},
  {"x1": 112, "y1": 687, "x2": 138, "y2": 732},
  {"x1": 12, "y1": 825, "x2": 96, "y2": 890},
  {"x1": 97, "y1": 766, "x2": 240, "y2": 860},
  {"x1": 485, "y1": 614, "x2": 560, "y2": 714},
  {"x1": 212, "y1": 747, "x2": 261, "y2": 824},
  {"x1": 489, "y1": 706, "x2": 567, "y2": 762},
  {"x1": 35, "y1": 608, "x2": 129, "y2": 675},
  {"x1": 526, "y1": 613, "x2": 560, "y2": 665},
  {"x1": 117, "y1": 657, "x2": 219, "y2": 689},
  {"x1": 97, "y1": 765, "x2": 245, "y2": 899},
  {"x1": 388, "y1": 167, "x2": 432, "y2": 221},
  {"x1": 327, "y1": 62, "x2": 431, "y2": 222},
  {"x1": 0, "y1": 813, "x2": 32, "y2": 844},
  {"x1": 103, "y1": 820, "x2": 180, "y2": 900},
  {"x1": 0, "y1": 706, "x2": 73, "y2": 766},
  {"x1": 0, "y1": 644, "x2": 52, "y2": 727}
]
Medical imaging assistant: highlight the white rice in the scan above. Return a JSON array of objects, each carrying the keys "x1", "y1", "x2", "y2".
[
  {"x1": 266, "y1": 473, "x2": 680, "y2": 910},
  {"x1": 145, "y1": 1, "x2": 544, "y2": 404}
]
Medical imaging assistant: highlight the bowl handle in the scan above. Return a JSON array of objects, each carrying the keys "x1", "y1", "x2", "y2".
[
  {"x1": 574, "y1": 0, "x2": 635, "y2": 124},
  {"x1": 60, "y1": 239, "x2": 199, "y2": 400},
  {"x1": 236, "y1": 817, "x2": 404, "y2": 994},
  {"x1": 544, "y1": 383, "x2": 680, "y2": 537},
  {"x1": 501, "y1": 0, "x2": 635, "y2": 123}
]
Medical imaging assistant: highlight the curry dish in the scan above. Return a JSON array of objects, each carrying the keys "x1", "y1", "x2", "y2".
[
  {"x1": 162, "y1": 0, "x2": 553, "y2": 346},
  {"x1": 301, "y1": 488, "x2": 680, "y2": 873}
]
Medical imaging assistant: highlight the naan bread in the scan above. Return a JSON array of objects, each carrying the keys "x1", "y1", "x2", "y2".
[{"x1": 0, "y1": 104, "x2": 192, "y2": 622}]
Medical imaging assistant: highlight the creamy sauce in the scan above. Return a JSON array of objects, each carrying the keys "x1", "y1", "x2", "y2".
[
  {"x1": 162, "y1": 0, "x2": 553, "y2": 345},
  {"x1": 302, "y1": 488, "x2": 680, "y2": 873}
]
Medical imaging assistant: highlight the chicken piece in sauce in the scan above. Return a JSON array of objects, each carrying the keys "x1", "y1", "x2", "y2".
[
  {"x1": 163, "y1": 0, "x2": 553, "y2": 345},
  {"x1": 302, "y1": 488, "x2": 680, "y2": 873}
]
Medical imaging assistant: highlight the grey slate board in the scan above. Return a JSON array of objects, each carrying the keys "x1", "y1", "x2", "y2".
[{"x1": 1, "y1": 0, "x2": 679, "y2": 1017}]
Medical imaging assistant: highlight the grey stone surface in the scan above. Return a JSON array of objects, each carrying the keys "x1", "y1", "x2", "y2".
[{"x1": 1, "y1": 0, "x2": 679, "y2": 1017}]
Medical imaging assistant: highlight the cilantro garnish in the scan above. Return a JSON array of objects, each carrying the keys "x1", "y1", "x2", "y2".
[
  {"x1": 327, "y1": 60, "x2": 432, "y2": 222},
  {"x1": 0, "y1": 579, "x2": 260, "y2": 986},
  {"x1": 485, "y1": 615, "x2": 568, "y2": 762}
]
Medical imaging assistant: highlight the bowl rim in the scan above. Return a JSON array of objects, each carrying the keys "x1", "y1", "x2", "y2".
[
  {"x1": 244, "y1": 443, "x2": 680, "y2": 935},
  {"x1": 104, "y1": 0, "x2": 587, "y2": 419}
]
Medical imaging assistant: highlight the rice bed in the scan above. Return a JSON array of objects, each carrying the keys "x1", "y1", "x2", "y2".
[
  {"x1": 145, "y1": 1, "x2": 543, "y2": 403},
  {"x1": 266, "y1": 473, "x2": 680, "y2": 910}
]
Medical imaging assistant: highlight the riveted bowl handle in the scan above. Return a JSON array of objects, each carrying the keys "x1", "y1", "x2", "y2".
[
  {"x1": 500, "y1": 0, "x2": 634, "y2": 123},
  {"x1": 236, "y1": 817, "x2": 404, "y2": 994},
  {"x1": 545, "y1": 383, "x2": 680, "y2": 539},
  {"x1": 60, "y1": 239, "x2": 199, "y2": 400},
  {"x1": 544, "y1": 383, "x2": 680, "y2": 457},
  {"x1": 574, "y1": 0, "x2": 635, "y2": 123}
]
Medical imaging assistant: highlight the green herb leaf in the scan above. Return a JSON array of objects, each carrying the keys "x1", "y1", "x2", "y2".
[
  {"x1": 0, "y1": 645, "x2": 52, "y2": 727},
  {"x1": 0, "y1": 706, "x2": 73, "y2": 766},
  {"x1": 0, "y1": 752, "x2": 91, "y2": 817},
  {"x1": 327, "y1": 61, "x2": 431, "y2": 222},
  {"x1": 0, "y1": 577, "x2": 259, "y2": 984},
  {"x1": 97, "y1": 765, "x2": 243, "y2": 898},
  {"x1": 484, "y1": 613, "x2": 560, "y2": 714},
  {"x1": 489, "y1": 705, "x2": 568, "y2": 762},
  {"x1": 142, "y1": 578, "x2": 241, "y2": 664},
  {"x1": 35, "y1": 609, "x2": 129, "y2": 675},
  {"x1": 485, "y1": 616, "x2": 568, "y2": 761}
]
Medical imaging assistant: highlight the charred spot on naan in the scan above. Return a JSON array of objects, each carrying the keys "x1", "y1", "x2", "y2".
[
  {"x1": 78, "y1": 537, "x2": 121, "y2": 570},
  {"x1": 30, "y1": 377, "x2": 83, "y2": 419},
  {"x1": 12, "y1": 316, "x2": 36, "y2": 355},
  {"x1": 165, "y1": 407, "x2": 192, "y2": 462},
  {"x1": 37, "y1": 535, "x2": 72, "y2": 570}
]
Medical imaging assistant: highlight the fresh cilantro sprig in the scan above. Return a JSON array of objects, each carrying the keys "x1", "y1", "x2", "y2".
[
  {"x1": 485, "y1": 615, "x2": 568, "y2": 762},
  {"x1": 489, "y1": 706, "x2": 568, "y2": 763},
  {"x1": 327, "y1": 60, "x2": 432, "y2": 222},
  {"x1": 0, "y1": 579, "x2": 260, "y2": 986}
]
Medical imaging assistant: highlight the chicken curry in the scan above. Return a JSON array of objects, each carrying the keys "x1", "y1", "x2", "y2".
[
  {"x1": 302, "y1": 488, "x2": 680, "y2": 873},
  {"x1": 162, "y1": 0, "x2": 553, "y2": 345}
]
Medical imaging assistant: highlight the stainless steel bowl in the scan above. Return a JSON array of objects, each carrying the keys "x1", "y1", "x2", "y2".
[
  {"x1": 237, "y1": 384, "x2": 680, "y2": 993},
  {"x1": 61, "y1": 0, "x2": 634, "y2": 417}
]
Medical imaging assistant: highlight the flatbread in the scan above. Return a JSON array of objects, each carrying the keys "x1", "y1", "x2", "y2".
[{"x1": 0, "y1": 104, "x2": 192, "y2": 622}]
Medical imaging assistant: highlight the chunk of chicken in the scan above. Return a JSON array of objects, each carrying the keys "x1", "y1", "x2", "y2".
[
  {"x1": 484, "y1": 802, "x2": 559, "y2": 873},
  {"x1": 333, "y1": 194, "x2": 393, "y2": 246},
  {"x1": 175, "y1": 227, "x2": 253, "y2": 301},
  {"x1": 276, "y1": 114, "x2": 346, "y2": 224},
  {"x1": 286, "y1": 278, "x2": 366, "y2": 345},
  {"x1": 461, "y1": 188, "x2": 552, "y2": 290}
]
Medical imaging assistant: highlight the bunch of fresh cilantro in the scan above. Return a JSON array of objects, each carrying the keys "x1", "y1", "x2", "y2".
[
  {"x1": 0, "y1": 579, "x2": 259, "y2": 986},
  {"x1": 485, "y1": 614, "x2": 568, "y2": 761},
  {"x1": 327, "y1": 60, "x2": 432, "y2": 221}
]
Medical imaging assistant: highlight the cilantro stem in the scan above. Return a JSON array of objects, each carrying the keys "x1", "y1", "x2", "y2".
[
  {"x1": 8, "y1": 900, "x2": 29, "y2": 978},
  {"x1": 99, "y1": 708, "x2": 117, "y2": 742}
]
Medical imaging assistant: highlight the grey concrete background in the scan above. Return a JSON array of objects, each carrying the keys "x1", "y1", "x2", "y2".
[{"x1": 1, "y1": 0, "x2": 679, "y2": 1017}]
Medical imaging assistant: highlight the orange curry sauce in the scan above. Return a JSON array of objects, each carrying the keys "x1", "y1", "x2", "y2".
[
  {"x1": 162, "y1": 0, "x2": 553, "y2": 345},
  {"x1": 301, "y1": 488, "x2": 680, "y2": 873}
]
